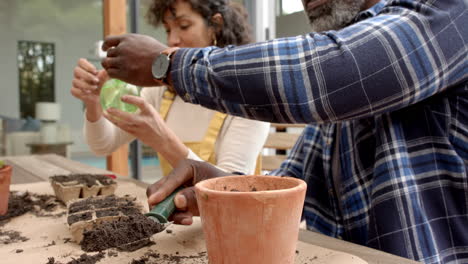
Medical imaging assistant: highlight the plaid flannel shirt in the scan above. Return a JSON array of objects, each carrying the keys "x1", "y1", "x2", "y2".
[{"x1": 171, "y1": 0, "x2": 468, "y2": 263}]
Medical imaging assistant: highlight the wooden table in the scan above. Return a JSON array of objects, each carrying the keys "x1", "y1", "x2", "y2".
[
  {"x1": 1, "y1": 154, "x2": 419, "y2": 264},
  {"x1": 26, "y1": 142, "x2": 73, "y2": 157}
]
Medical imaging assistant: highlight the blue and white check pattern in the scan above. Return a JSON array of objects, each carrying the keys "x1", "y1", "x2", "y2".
[{"x1": 171, "y1": 0, "x2": 468, "y2": 263}]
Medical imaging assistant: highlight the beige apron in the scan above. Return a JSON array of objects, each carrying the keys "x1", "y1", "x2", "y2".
[{"x1": 158, "y1": 89, "x2": 261, "y2": 176}]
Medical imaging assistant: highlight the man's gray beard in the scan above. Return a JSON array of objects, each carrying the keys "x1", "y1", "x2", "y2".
[{"x1": 306, "y1": 0, "x2": 366, "y2": 32}]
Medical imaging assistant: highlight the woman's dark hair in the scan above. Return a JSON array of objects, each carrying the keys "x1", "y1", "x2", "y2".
[{"x1": 147, "y1": 0, "x2": 253, "y2": 47}]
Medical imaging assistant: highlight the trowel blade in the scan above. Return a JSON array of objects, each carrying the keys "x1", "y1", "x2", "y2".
[{"x1": 148, "y1": 216, "x2": 172, "y2": 233}]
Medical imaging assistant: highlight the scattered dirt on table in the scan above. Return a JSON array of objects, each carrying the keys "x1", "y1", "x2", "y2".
[
  {"x1": 0, "y1": 191, "x2": 65, "y2": 224},
  {"x1": 107, "y1": 250, "x2": 118, "y2": 257},
  {"x1": 0, "y1": 229, "x2": 29, "y2": 244},
  {"x1": 80, "y1": 214, "x2": 164, "y2": 252},
  {"x1": 0, "y1": 192, "x2": 32, "y2": 221},
  {"x1": 130, "y1": 250, "x2": 208, "y2": 264},
  {"x1": 51, "y1": 174, "x2": 115, "y2": 187},
  {"x1": 45, "y1": 240, "x2": 56, "y2": 247},
  {"x1": 46, "y1": 252, "x2": 105, "y2": 264},
  {"x1": 300, "y1": 256, "x2": 319, "y2": 263}
]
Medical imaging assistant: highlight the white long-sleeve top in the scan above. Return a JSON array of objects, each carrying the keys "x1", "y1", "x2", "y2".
[{"x1": 83, "y1": 87, "x2": 270, "y2": 174}]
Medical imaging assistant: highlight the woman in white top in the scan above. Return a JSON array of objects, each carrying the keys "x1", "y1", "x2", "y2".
[{"x1": 70, "y1": 0, "x2": 270, "y2": 175}]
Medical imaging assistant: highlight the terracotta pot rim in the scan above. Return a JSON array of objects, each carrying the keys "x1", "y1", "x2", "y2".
[{"x1": 194, "y1": 175, "x2": 306, "y2": 195}]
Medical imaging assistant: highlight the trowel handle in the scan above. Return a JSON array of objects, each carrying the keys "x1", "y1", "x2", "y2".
[{"x1": 146, "y1": 187, "x2": 183, "y2": 224}]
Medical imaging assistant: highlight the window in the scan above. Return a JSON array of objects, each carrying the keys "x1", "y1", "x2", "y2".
[
  {"x1": 18, "y1": 41, "x2": 55, "y2": 118},
  {"x1": 278, "y1": 0, "x2": 303, "y2": 16}
]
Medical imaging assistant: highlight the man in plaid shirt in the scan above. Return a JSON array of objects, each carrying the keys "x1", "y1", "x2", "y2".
[{"x1": 101, "y1": 0, "x2": 467, "y2": 263}]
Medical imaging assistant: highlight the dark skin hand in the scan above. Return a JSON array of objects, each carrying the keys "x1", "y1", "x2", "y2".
[
  {"x1": 146, "y1": 159, "x2": 230, "y2": 225},
  {"x1": 101, "y1": 33, "x2": 168, "y2": 87}
]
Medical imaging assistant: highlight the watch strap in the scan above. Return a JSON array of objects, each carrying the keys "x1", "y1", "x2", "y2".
[
  {"x1": 155, "y1": 47, "x2": 180, "y2": 86},
  {"x1": 161, "y1": 47, "x2": 180, "y2": 57}
]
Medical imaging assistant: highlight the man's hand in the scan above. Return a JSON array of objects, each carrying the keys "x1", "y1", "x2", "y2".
[
  {"x1": 146, "y1": 160, "x2": 231, "y2": 225},
  {"x1": 101, "y1": 34, "x2": 167, "y2": 87}
]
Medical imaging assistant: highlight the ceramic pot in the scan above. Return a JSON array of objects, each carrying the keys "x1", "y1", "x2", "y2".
[
  {"x1": 195, "y1": 175, "x2": 307, "y2": 264},
  {"x1": 0, "y1": 165, "x2": 12, "y2": 215}
]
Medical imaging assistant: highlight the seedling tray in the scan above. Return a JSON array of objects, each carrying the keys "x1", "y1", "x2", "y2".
[
  {"x1": 66, "y1": 195, "x2": 143, "y2": 243},
  {"x1": 50, "y1": 174, "x2": 117, "y2": 204}
]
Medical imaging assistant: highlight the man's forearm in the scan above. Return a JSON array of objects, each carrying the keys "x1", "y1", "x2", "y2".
[{"x1": 169, "y1": 1, "x2": 467, "y2": 124}]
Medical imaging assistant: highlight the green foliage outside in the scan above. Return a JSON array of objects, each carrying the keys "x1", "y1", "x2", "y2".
[{"x1": 18, "y1": 41, "x2": 55, "y2": 118}]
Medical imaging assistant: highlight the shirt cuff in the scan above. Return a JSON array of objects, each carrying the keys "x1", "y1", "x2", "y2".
[
  {"x1": 185, "y1": 148, "x2": 203, "y2": 162},
  {"x1": 83, "y1": 113, "x2": 108, "y2": 131},
  {"x1": 171, "y1": 47, "x2": 214, "y2": 105}
]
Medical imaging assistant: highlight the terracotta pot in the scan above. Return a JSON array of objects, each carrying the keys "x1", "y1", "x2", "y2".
[
  {"x1": 0, "y1": 165, "x2": 12, "y2": 215},
  {"x1": 195, "y1": 175, "x2": 307, "y2": 264}
]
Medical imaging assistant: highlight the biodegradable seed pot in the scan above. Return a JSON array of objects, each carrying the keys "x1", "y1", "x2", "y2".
[
  {"x1": 195, "y1": 175, "x2": 307, "y2": 264},
  {"x1": 0, "y1": 160, "x2": 12, "y2": 215}
]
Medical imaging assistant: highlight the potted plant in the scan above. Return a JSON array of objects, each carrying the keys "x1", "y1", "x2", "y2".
[
  {"x1": 195, "y1": 175, "x2": 307, "y2": 264},
  {"x1": 0, "y1": 160, "x2": 12, "y2": 215}
]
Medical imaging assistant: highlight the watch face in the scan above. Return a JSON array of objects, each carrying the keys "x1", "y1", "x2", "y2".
[{"x1": 152, "y1": 53, "x2": 170, "y2": 79}]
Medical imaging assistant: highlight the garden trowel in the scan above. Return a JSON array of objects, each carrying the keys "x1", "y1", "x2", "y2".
[{"x1": 145, "y1": 187, "x2": 183, "y2": 232}]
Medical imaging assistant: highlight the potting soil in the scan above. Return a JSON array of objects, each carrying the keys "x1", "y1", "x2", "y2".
[
  {"x1": 46, "y1": 252, "x2": 105, "y2": 264},
  {"x1": 0, "y1": 191, "x2": 64, "y2": 223},
  {"x1": 80, "y1": 214, "x2": 164, "y2": 252},
  {"x1": 0, "y1": 229, "x2": 29, "y2": 244}
]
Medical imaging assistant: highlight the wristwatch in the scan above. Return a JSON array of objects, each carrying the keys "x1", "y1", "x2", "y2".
[{"x1": 151, "y1": 47, "x2": 179, "y2": 85}]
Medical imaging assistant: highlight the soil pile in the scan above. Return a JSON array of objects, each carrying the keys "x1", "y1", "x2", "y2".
[
  {"x1": 51, "y1": 174, "x2": 115, "y2": 187},
  {"x1": 46, "y1": 252, "x2": 105, "y2": 264},
  {"x1": 0, "y1": 229, "x2": 29, "y2": 244},
  {"x1": 0, "y1": 192, "x2": 33, "y2": 221},
  {"x1": 0, "y1": 191, "x2": 64, "y2": 223},
  {"x1": 130, "y1": 251, "x2": 208, "y2": 264},
  {"x1": 80, "y1": 214, "x2": 164, "y2": 252}
]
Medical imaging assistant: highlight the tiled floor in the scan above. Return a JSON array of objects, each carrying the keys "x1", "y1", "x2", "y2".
[{"x1": 71, "y1": 155, "x2": 163, "y2": 184}]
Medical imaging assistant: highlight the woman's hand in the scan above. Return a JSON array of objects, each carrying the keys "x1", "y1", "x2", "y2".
[
  {"x1": 103, "y1": 95, "x2": 188, "y2": 167},
  {"x1": 70, "y1": 58, "x2": 110, "y2": 122},
  {"x1": 146, "y1": 159, "x2": 231, "y2": 225}
]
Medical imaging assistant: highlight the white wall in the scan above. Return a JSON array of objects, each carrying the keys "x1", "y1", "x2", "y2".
[
  {"x1": 0, "y1": 0, "x2": 104, "y2": 154},
  {"x1": 276, "y1": 11, "x2": 311, "y2": 38}
]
